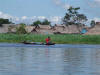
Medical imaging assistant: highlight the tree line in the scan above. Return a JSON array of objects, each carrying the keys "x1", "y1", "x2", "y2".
[{"x1": 31, "y1": 19, "x2": 51, "y2": 26}]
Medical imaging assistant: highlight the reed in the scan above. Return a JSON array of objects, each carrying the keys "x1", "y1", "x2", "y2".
[{"x1": 0, "y1": 33, "x2": 100, "y2": 44}]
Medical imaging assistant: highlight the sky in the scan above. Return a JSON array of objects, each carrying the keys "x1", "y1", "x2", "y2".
[{"x1": 0, "y1": 0, "x2": 100, "y2": 25}]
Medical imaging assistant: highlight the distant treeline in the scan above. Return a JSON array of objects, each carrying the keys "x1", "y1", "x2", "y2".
[
  {"x1": 0, "y1": 18, "x2": 12, "y2": 26},
  {"x1": 31, "y1": 19, "x2": 51, "y2": 26}
]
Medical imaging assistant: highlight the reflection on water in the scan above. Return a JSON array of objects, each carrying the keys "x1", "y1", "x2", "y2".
[{"x1": 0, "y1": 46, "x2": 100, "y2": 75}]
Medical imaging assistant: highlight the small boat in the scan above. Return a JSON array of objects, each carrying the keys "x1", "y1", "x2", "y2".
[
  {"x1": 22, "y1": 41, "x2": 55, "y2": 45},
  {"x1": 45, "y1": 43, "x2": 55, "y2": 45}
]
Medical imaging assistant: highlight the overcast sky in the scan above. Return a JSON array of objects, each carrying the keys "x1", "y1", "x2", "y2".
[{"x1": 0, "y1": 0, "x2": 100, "y2": 24}]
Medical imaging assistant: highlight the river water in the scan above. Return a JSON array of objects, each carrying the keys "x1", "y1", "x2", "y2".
[{"x1": 0, "y1": 43, "x2": 100, "y2": 75}]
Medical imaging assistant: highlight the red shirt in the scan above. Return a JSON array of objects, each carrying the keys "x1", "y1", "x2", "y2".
[{"x1": 45, "y1": 38, "x2": 50, "y2": 43}]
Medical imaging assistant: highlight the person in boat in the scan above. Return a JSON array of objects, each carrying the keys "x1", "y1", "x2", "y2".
[{"x1": 45, "y1": 36, "x2": 51, "y2": 44}]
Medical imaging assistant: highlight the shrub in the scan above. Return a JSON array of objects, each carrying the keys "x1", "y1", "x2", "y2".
[
  {"x1": 31, "y1": 20, "x2": 41, "y2": 26},
  {"x1": 41, "y1": 19, "x2": 51, "y2": 25},
  {"x1": 16, "y1": 23, "x2": 27, "y2": 34}
]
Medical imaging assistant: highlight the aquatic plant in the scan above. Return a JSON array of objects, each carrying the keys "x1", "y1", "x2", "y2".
[{"x1": 0, "y1": 33, "x2": 100, "y2": 44}]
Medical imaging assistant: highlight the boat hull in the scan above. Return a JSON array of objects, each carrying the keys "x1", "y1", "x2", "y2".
[{"x1": 22, "y1": 42, "x2": 55, "y2": 45}]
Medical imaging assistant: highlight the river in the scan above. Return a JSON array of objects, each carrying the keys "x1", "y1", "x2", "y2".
[{"x1": 0, "y1": 43, "x2": 100, "y2": 75}]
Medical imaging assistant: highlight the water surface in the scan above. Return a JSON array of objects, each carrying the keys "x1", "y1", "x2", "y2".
[{"x1": 0, "y1": 43, "x2": 100, "y2": 75}]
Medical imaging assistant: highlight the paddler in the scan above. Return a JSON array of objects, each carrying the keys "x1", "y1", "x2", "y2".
[{"x1": 45, "y1": 36, "x2": 51, "y2": 44}]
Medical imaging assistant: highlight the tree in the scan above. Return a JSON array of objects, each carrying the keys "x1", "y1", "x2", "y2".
[
  {"x1": 41, "y1": 19, "x2": 51, "y2": 25},
  {"x1": 16, "y1": 23, "x2": 27, "y2": 34},
  {"x1": 90, "y1": 20, "x2": 95, "y2": 27},
  {"x1": 31, "y1": 19, "x2": 51, "y2": 32},
  {"x1": 32, "y1": 20, "x2": 41, "y2": 26},
  {"x1": 31, "y1": 20, "x2": 41, "y2": 32},
  {"x1": 63, "y1": 7, "x2": 88, "y2": 32},
  {"x1": 0, "y1": 18, "x2": 12, "y2": 27}
]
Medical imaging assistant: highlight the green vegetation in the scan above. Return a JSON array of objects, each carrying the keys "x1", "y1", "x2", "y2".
[
  {"x1": 0, "y1": 18, "x2": 12, "y2": 27},
  {"x1": 41, "y1": 19, "x2": 51, "y2": 25},
  {"x1": 31, "y1": 19, "x2": 51, "y2": 31},
  {"x1": 90, "y1": 20, "x2": 96, "y2": 27},
  {"x1": 32, "y1": 20, "x2": 41, "y2": 26},
  {"x1": 31, "y1": 19, "x2": 50, "y2": 26},
  {"x1": 16, "y1": 23, "x2": 27, "y2": 34},
  {"x1": 63, "y1": 7, "x2": 88, "y2": 32},
  {"x1": 63, "y1": 7, "x2": 88, "y2": 26},
  {"x1": 0, "y1": 33, "x2": 100, "y2": 44}
]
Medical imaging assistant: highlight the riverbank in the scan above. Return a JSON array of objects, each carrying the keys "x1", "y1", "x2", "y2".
[{"x1": 0, "y1": 33, "x2": 100, "y2": 44}]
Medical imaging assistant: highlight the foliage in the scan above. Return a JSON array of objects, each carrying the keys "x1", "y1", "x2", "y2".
[
  {"x1": 32, "y1": 20, "x2": 41, "y2": 26},
  {"x1": 0, "y1": 18, "x2": 12, "y2": 27},
  {"x1": 90, "y1": 20, "x2": 96, "y2": 27},
  {"x1": 63, "y1": 7, "x2": 88, "y2": 26},
  {"x1": 19, "y1": 23, "x2": 26, "y2": 25},
  {"x1": 16, "y1": 23, "x2": 27, "y2": 34},
  {"x1": 32, "y1": 19, "x2": 51, "y2": 26},
  {"x1": 0, "y1": 33, "x2": 100, "y2": 44},
  {"x1": 41, "y1": 19, "x2": 51, "y2": 25}
]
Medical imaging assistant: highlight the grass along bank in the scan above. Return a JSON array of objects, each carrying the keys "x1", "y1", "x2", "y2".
[{"x1": 0, "y1": 33, "x2": 100, "y2": 44}]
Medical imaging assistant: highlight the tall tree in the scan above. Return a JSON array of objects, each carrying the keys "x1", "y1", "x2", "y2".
[{"x1": 63, "y1": 7, "x2": 88, "y2": 32}]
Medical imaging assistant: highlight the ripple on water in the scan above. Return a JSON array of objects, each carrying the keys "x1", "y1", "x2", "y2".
[{"x1": 0, "y1": 43, "x2": 100, "y2": 75}]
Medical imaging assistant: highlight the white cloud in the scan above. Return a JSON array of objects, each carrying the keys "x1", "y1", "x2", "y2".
[
  {"x1": 63, "y1": 4, "x2": 70, "y2": 10},
  {"x1": 53, "y1": 0, "x2": 61, "y2": 5},
  {"x1": 0, "y1": 11, "x2": 13, "y2": 19},
  {"x1": 93, "y1": 17, "x2": 100, "y2": 22},
  {"x1": 31, "y1": 16, "x2": 37, "y2": 19},
  {"x1": 15, "y1": 17, "x2": 20, "y2": 21},
  {"x1": 87, "y1": 0, "x2": 100, "y2": 7},
  {"x1": 49, "y1": 16, "x2": 62, "y2": 24},
  {"x1": 0, "y1": 11, "x2": 62, "y2": 24},
  {"x1": 37, "y1": 16, "x2": 46, "y2": 20},
  {"x1": 0, "y1": 12, "x2": 3, "y2": 15},
  {"x1": 95, "y1": 0, "x2": 100, "y2": 2},
  {"x1": 21, "y1": 16, "x2": 27, "y2": 20}
]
